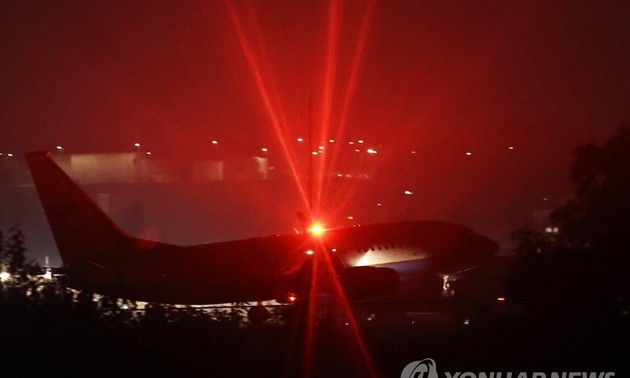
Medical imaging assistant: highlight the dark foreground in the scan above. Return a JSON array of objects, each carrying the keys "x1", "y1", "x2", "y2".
[{"x1": 1, "y1": 300, "x2": 628, "y2": 378}]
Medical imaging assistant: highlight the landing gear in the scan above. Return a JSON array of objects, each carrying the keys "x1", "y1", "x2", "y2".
[{"x1": 441, "y1": 274, "x2": 455, "y2": 298}]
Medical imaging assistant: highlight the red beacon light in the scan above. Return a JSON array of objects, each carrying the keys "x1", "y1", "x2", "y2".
[{"x1": 307, "y1": 222, "x2": 326, "y2": 237}]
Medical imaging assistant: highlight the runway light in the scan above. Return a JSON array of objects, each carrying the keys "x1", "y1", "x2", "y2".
[
  {"x1": 328, "y1": 139, "x2": 335, "y2": 143},
  {"x1": 357, "y1": 140, "x2": 364, "y2": 144}
]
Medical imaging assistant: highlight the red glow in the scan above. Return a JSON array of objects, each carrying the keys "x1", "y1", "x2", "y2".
[
  {"x1": 222, "y1": 4, "x2": 380, "y2": 373},
  {"x1": 224, "y1": 1, "x2": 310, "y2": 213}
]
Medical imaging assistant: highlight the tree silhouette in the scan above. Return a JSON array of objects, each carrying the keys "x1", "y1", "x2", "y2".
[{"x1": 509, "y1": 124, "x2": 630, "y2": 326}]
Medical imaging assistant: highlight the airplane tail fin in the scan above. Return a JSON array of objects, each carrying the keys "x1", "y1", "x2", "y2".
[{"x1": 25, "y1": 151, "x2": 129, "y2": 268}]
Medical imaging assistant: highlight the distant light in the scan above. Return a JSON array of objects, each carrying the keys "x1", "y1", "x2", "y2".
[
  {"x1": 357, "y1": 140, "x2": 364, "y2": 144},
  {"x1": 297, "y1": 137, "x2": 304, "y2": 142},
  {"x1": 312, "y1": 151, "x2": 319, "y2": 156},
  {"x1": 508, "y1": 146, "x2": 514, "y2": 150},
  {"x1": 305, "y1": 249, "x2": 315, "y2": 255},
  {"x1": 404, "y1": 190, "x2": 413, "y2": 195},
  {"x1": 56, "y1": 145, "x2": 64, "y2": 150},
  {"x1": 337, "y1": 173, "x2": 343, "y2": 177},
  {"x1": 354, "y1": 149, "x2": 360, "y2": 152},
  {"x1": 347, "y1": 215, "x2": 354, "y2": 220},
  {"x1": 367, "y1": 148, "x2": 377, "y2": 154},
  {"x1": 43, "y1": 270, "x2": 53, "y2": 280},
  {"x1": 411, "y1": 150, "x2": 417, "y2": 154},
  {"x1": 146, "y1": 151, "x2": 152, "y2": 155},
  {"x1": 465, "y1": 152, "x2": 472, "y2": 156},
  {"x1": 463, "y1": 318, "x2": 470, "y2": 326},
  {"x1": 288, "y1": 293, "x2": 297, "y2": 303},
  {"x1": 0, "y1": 272, "x2": 10, "y2": 282},
  {"x1": 376, "y1": 202, "x2": 382, "y2": 207},
  {"x1": 134, "y1": 142, "x2": 141, "y2": 148},
  {"x1": 7, "y1": 153, "x2": 13, "y2": 157},
  {"x1": 348, "y1": 141, "x2": 354, "y2": 145},
  {"x1": 211, "y1": 140, "x2": 218, "y2": 145},
  {"x1": 328, "y1": 139, "x2": 335, "y2": 143},
  {"x1": 261, "y1": 147, "x2": 268, "y2": 152},
  {"x1": 543, "y1": 197, "x2": 548, "y2": 201},
  {"x1": 318, "y1": 145, "x2": 324, "y2": 150},
  {"x1": 331, "y1": 248, "x2": 337, "y2": 252},
  {"x1": 497, "y1": 297, "x2": 506, "y2": 302}
]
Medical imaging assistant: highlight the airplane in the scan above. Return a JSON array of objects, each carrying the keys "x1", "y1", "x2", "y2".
[{"x1": 25, "y1": 151, "x2": 498, "y2": 306}]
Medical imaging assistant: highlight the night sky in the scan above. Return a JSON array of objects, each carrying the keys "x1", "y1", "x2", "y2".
[{"x1": 2, "y1": 1, "x2": 630, "y2": 263}]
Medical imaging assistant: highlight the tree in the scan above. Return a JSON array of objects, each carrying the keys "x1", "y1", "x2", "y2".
[
  {"x1": 4, "y1": 225, "x2": 28, "y2": 277},
  {"x1": 509, "y1": 124, "x2": 630, "y2": 325}
]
